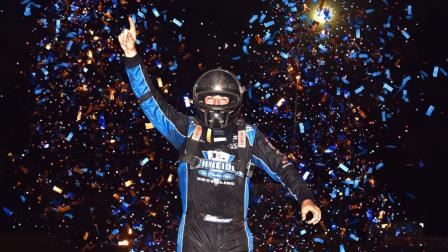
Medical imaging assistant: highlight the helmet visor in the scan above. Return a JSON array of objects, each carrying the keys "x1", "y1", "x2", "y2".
[{"x1": 195, "y1": 90, "x2": 241, "y2": 111}]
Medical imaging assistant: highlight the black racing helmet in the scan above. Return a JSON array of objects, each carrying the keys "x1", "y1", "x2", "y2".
[{"x1": 192, "y1": 68, "x2": 244, "y2": 129}]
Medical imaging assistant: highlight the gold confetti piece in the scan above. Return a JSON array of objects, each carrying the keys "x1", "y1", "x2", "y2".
[
  {"x1": 76, "y1": 110, "x2": 82, "y2": 121},
  {"x1": 149, "y1": 211, "x2": 157, "y2": 217},
  {"x1": 125, "y1": 180, "x2": 134, "y2": 187},
  {"x1": 145, "y1": 123, "x2": 154, "y2": 129},
  {"x1": 156, "y1": 77, "x2": 163, "y2": 88},
  {"x1": 128, "y1": 228, "x2": 133, "y2": 235},
  {"x1": 83, "y1": 231, "x2": 89, "y2": 241},
  {"x1": 118, "y1": 240, "x2": 129, "y2": 246},
  {"x1": 53, "y1": 186, "x2": 63, "y2": 194},
  {"x1": 276, "y1": 98, "x2": 285, "y2": 107},
  {"x1": 167, "y1": 174, "x2": 173, "y2": 183}
]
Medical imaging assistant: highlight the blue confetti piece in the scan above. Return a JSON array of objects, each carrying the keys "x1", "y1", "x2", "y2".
[
  {"x1": 3, "y1": 207, "x2": 13, "y2": 216},
  {"x1": 137, "y1": 10, "x2": 145, "y2": 19},
  {"x1": 402, "y1": 90, "x2": 409, "y2": 102},
  {"x1": 34, "y1": 88, "x2": 43, "y2": 95},
  {"x1": 24, "y1": 5, "x2": 31, "y2": 16},
  {"x1": 354, "y1": 179, "x2": 359, "y2": 188},
  {"x1": 249, "y1": 15, "x2": 258, "y2": 23},
  {"x1": 407, "y1": 5, "x2": 412, "y2": 19},
  {"x1": 349, "y1": 233, "x2": 360, "y2": 241},
  {"x1": 262, "y1": 106, "x2": 272, "y2": 113},
  {"x1": 397, "y1": 75, "x2": 412, "y2": 93},
  {"x1": 375, "y1": 162, "x2": 384, "y2": 170},
  {"x1": 66, "y1": 132, "x2": 73, "y2": 142},
  {"x1": 261, "y1": 83, "x2": 270, "y2": 88},
  {"x1": 262, "y1": 32, "x2": 271, "y2": 42},
  {"x1": 339, "y1": 244, "x2": 346, "y2": 252},
  {"x1": 318, "y1": 44, "x2": 327, "y2": 52},
  {"x1": 108, "y1": 53, "x2": 116, "y2": 62},
  {"x1": 385, "y1": 69, "x2": 391, "y2": 79},
  {"x1": 343, "y1": 179, "x2": 354, "y2": 185},
  {"x1": 354, "y1": 85, "x2": 364, "y2": 94},
  {"x1": 338, "y1": 163, "x2": 349, "y2": 172},
  {"x1": 356, "y1": 28, "x2": 360, "y2": 39},
  {"x1": 111, "y1": 229, "x2": 119, "y2": 235},
  {"x1": 372, "y1": 71, "x2": 381, "y2": 77},
  {"x1": 55, "y1": 19, "x2": 60, "y2": 33},
  {"x1": 299, "y1": 123, "x2": 304, "y2": 133},
  {"x1": 172, "y1": 18, "x2": 183, "y2": 27},
  {"x1": 66, "y1": 40, "x2": 73, "y2": 51},
  {"x1": 264, "y1": 20, "x2": 275, "y2": 27},
  {"x1": 381, "y1": 111, "x2": 387, "y2": 122},
  {"x1": 140, "y1": 157, "x2": 149, "y2": 166},
  {"x1": 155, "y1": 59, "x2": 162, "y2": 69},
  {"x1": 20, "y1": 195, "x2": 26, "y2": 203},
  {"x1": 300, "y1": 229, "x2": 307, "y2": 235},
  {"x1": 41, "y1": 68, "x2": 48, "y2": 75},
  {"x1": 259, "y1": 13, "x2": 266, "y2": 23},
  {"x1": 285, "y1": 26, "x2": 293, "y2": 32},
  {"x1": 64, "y1": 213, "x2": 74, "y2": 219},
  {"x1": 96, "y1": 171, "x2": 104, "y2": 177},
  {"x1": 314, "y1": 237, "x2": 324, "y2": 244},
  {"x1": 243, "y1": 36, "x2": 250, "y2": 45},
  {"x1": 280, "y1": 51, "x2": 289, "y2": 59},
  {"x1": 358, "y1": 53, "x2": 368, "y2": 59},
  {"x1": 65, "y1": 192, "x2": 74, "y2": 199},
  {"x1": 426, "y1": 105, "x2": 435, "y2": 116},
  {"x1": 383, "y1": 83, "x2": 393, "y2": 92},
  {"x1": 401, "y1": 30, "x2": 410, "y2": 40},
  {"x1": 440, "y1": 67, "x2": 447, "y2": 76},
  {"x1": 242, "y1": 45, "x2": 248, "y2": 55},
  {"x1": 345, "y1": 187, "x2": 350, "y2": 196},
  {"x1": 365, "y1": 9, "x2": 375, "y2": 14},
  {"x1": 99, "y1": 114, "x2": 105, "y2": 130},
  {"x1": 433, "y1": 66, "x2": 439, "y2": 77},
  {"x1": 331, "y1": 188, "x2": 337, "y2": 199},
  {"x1": 152, "y1": 8, "x2": 160, "y2": 17},
  {"x1": 169, "y1": 60, "x2": 178, "y2": 71}
]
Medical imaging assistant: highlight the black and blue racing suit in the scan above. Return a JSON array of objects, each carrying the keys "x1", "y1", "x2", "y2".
[{"x1": 124, "y1": 54, "x2": 315, "y2": 252}]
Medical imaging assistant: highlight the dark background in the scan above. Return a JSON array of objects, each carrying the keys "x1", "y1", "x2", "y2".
[{"x1": 1, "y1": 0, "x2": 447, "y2": 250}]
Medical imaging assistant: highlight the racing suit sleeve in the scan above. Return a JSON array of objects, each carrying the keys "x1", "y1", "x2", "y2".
[
  {"x1": 250, "y1": 129, "x2": 315, "y2": 206},
  {"x1": 124, "y1": 54, "x2": 189, "y2": 150}
]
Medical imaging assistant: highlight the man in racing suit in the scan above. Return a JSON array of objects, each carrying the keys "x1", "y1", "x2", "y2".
[{"x1": 119, "y1": 16, "x2": 321, "y2": 252}]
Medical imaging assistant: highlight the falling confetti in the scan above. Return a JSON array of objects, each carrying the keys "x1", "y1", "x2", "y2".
[{"x1": 1, "y1": 0, "x2": 445, "y2": 251}]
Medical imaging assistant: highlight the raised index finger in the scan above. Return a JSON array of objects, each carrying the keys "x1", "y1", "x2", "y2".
[{"x1": 128, "y1": 16, "x2": 136, "y2": 33}]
